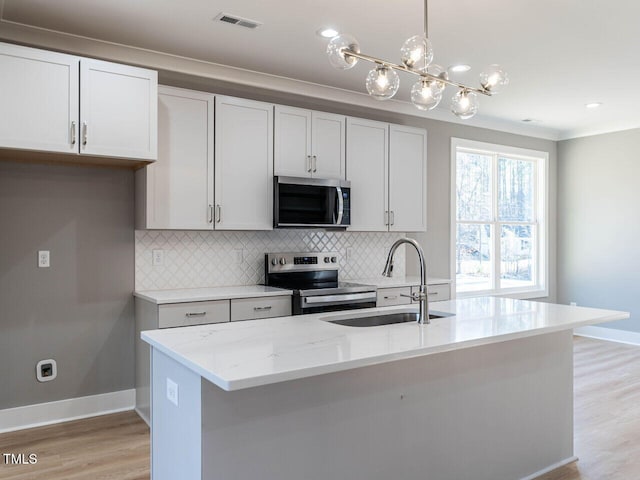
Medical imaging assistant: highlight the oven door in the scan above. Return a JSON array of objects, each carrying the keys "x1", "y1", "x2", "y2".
[
  {"x1": 274, "y1": 176, "x2": 350, "y2": 228},
  {"x1": 295, "y1": 291, "x2": 377, "y2": 315}
]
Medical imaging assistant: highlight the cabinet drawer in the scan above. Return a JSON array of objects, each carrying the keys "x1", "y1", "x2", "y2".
[
  {"x1": 411, "y1": 284, "x2": 450, "y2": 302},
  {"x1": 231, "y1": 295, "x2": 291, "y2": 321},
  {"x1": 377, "y1": 287, "x2": 412, "y2": 307},
  {"x1": 158, "y1": 300, "x2": 230, "y2": 328}
]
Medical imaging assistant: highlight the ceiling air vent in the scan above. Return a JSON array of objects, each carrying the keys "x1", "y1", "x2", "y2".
[{"x1": 214, "y1": 12, "x2": 262, "y2": 29}]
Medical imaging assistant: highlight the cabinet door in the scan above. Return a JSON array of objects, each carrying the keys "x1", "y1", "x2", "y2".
[
  {"x1": 274, "y1": 105, "x2": 312, "y2": 177},
  {"x1": 137, "y1": 87, "x2": 214, "y2": 230},
  {"x1": 214, "y1": 96, "x2": 274, "y2": 230},
  {"x1": 311, "y1": 111, "x2": 345, "y2": 179},
  {"x1": 80, "y1": 59, "x2": 157, "y2": 160},
  {"x1": 346, "y1": 117, "x2": 389, "y2": 231},
  {"x1": 0, "y1": 43, "x2": 79, "y2": 154},
  {"x1": 389, "y1": 124, "x2": 427, "y2": 232}
]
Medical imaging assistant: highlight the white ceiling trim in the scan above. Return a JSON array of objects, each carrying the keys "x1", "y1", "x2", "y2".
[{"x1": 0, "y1": 16, "x2": 560, "y2": 141}]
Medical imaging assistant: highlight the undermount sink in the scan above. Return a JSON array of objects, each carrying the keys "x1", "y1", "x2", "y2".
[{"x1": 326, "y1": 311, "x2": 454, "y2": 327}]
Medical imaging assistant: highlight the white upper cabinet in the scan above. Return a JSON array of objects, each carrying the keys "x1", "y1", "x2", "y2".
[
  {"x1": 346, "y1": 118, "x2": 427, "y2": 232},
  {"x1": 80, "y1": 59, "x2": 157, "y2": 160},
  {"x1": 0, "y1": 43, "x2": 79, "y2": 154},
  {"x1": 389, "y1": 124, "x2": 427, "y2": 232},
  {"x1": 0, "y1": 42, "x2": 157, "y2": 162},
  {"x1": 214, "y1": 96, "x2": 274, "y2": 231},
  {"x1": 274, "y1": 106, "x2": 345, "y2": 179},
  {"x1": 136, "y1": 86, "x2": 214, "y2": 230},
  {"x1": 346, "y1": 117, "x2": 389, "y2": 231},
  {"x1": 310, "y1": 111, "x2": 345, "y2": 179}
]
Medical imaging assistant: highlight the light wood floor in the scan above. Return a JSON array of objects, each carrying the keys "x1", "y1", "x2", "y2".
[
  {"x1": 0, "y1": 411, "x2": 149, "y2": 480},
  {"x1": 1, "y1": 336, "x2": 639, "y2": 480}
]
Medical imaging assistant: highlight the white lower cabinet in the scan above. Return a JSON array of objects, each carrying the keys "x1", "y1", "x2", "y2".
[
  {"x1": 231, "y1": 296, "x2": 292, "y2": 322},
  {"x1": 347, "y1": 117, "x2": 427, "y2": 232},
  {"x1": 135, "y1": 294, "x2": 291, "y2": 424}
]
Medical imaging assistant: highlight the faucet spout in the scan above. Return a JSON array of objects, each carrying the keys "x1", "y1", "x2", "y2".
[{"x1": 382, "y1": 238, "x2": 430, "y2": 324}]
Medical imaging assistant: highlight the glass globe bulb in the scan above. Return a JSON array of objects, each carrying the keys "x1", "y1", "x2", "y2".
[
  {"x1": 451, "y1": 90, "x2": 479, "y2": 119},
  {"x1": 365, "y1": 66, "x2": 400, "y2": 100},
  {"x1": 326, "y1": 34, "x2": 360, "y2": 70},
  {"x1": 479, "y1": 64, "x2": 509, "y2": 94},
  {"x1": 400, "y1": 34, "x2": 433, "y2": 72},
  {"x1": 411, "y1": 80, "x2": 442, "y2": 111},
  {"x1": 425, "y1": 64, "x2": 448, "y2": 93}
]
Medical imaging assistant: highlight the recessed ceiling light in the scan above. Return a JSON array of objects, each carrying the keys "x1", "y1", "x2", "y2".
[
  {"x1": 521, "y1": 118, "x2": 540, "y2": 123},
  {"x1": 585, "y1": 102, "x2": 602, "y2": 109},
  {"x1": 317, "y1": 27, "x2": 339, "y2": 38},
  {"x1": 449, "y1": 64, "x2": 471, "y2": 73}
]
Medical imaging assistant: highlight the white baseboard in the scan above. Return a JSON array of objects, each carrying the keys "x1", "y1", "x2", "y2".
[
  {"x1": 134, "y1": 406, "x2": 151, "y2": 427},
  {"x1": 0, "y1": 389, "x2": 135, "y2": 434},
  {"x1": 574, "y1": 326, "x2": 640, "y2": 346},
  {"x1": 520, "y1": 456, "x2": 578, "y2": 480}
]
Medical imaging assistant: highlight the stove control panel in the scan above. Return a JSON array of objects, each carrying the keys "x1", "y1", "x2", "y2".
[{"x1": 266, "y1": 252, "x2": 339, "y2": 273}]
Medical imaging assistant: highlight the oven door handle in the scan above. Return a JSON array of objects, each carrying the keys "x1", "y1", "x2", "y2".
[
  {"x1": 335, "y1": 186, "x2": 344, "y2": 226},
  {"x1": 303, "y1": 291, "x2": 376, "y2": 305}
]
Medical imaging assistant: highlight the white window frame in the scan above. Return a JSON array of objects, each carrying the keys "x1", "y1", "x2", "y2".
[{"x1": 450, "y1": 138, "x2": 549, "y2": 299}]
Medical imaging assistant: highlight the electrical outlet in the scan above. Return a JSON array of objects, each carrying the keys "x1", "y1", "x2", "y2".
[
  {"x1": 570, "y1": 302, "x2": 577, "y2": 307},
  {"x1": 38, "y1": 250, "x2": 50, "y2": 268},
  {"x1": 345, "y1": 246, "x2": 353, "y2": 263},
  {"x1": 166, "y1": 378, "x2": 179, "y2": 406},
  {"x1": 152, "y1": 249, "x2": 164, "y2": 266},
  {"x1": 234, "y1": 248, "x2": 243, "y2": 264},
  {"x1": 36, "y1": 359, "x2": 57, "y2": 382}
]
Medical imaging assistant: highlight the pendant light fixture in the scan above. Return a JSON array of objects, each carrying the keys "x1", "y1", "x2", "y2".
[{"x1": 326, "y1": 0, "x2": 508, "y2": 119}]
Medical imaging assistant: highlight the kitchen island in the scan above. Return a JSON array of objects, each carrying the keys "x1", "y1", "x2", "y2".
[{"x1": 141, "y1": 297, "x2": 628, "y2": 480}]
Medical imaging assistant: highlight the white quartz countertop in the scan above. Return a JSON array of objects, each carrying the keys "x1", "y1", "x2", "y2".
[
  {"x1": 352, "y1": 276, "x2": 451, "y2": 288},
  {"x1": 134, "y1": 285, "x2": 293, "y2": 304},
  {"x1": 141, "y1": 297, "x2": 628, "y2": 391}
]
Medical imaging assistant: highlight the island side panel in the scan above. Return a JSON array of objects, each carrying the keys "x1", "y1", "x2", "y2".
[
  {"x1": 201, "y1": 330, "x2": 574, "y2": 480},
  {"x1": 151, "y1": 348, "x2": 202, "y2": 480}
]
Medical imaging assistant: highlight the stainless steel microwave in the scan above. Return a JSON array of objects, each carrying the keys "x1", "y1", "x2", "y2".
[{"x1": 274, "y1": 176, "x2": 351, "y2": 229}]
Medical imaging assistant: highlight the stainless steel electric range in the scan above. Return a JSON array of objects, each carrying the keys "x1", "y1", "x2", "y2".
[{"x1": 264, "y1": 252, "x2": 377, "y2": 315}]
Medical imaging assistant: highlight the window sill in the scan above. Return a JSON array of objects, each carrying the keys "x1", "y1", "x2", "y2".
[{"x1": 455, "y1": 288, "x2": 549, "y2": 301}]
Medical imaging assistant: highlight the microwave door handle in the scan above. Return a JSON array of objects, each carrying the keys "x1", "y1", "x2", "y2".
[{"x1": 335, "y1": 186, "x2": 344, "y2": 225}]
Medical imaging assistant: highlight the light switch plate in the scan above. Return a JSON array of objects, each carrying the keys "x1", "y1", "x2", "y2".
[
  {"x1": 166, "y1": 378, "x2": 178, "y2": 406},
  {"x1": 38, "y1": 251, "x2": 50, "y2": 268}
]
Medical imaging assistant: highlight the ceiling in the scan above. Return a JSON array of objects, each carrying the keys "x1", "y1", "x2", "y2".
[{"x1": 1, "y1": 0, "x2": 639, "y2": 140}]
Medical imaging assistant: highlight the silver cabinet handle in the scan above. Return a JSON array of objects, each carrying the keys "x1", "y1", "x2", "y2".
[
  {"x1": 312, "y1": 155, "x2": 317, "y2": 173},
  {"x1": 71, "y1": 121, "x2": 77, "y2": 145},
  {"x1": 82, "y1": 122, "x2": 88, "y2": 146},
  {"x1": 215, "y1": 205, "x2": 221, "y2": 223},
  {"x1": 306, "y1": 155, "x2": 312, "y2": 173},
  {"x1": 254, "y1": 305, "x2": 272, "y2": 311},
  {"x1": 384, "y1": 211, "x2": 389, "y2": 226},
  {"x1": 185, "y1": 312, "x2": 206, "y2": 317},
  {"x1": 390, "y1": 210, "x2": 395, "y2": 226},
  {"x1": 428, "y1": 291, "x2": 439, "y2": 296},
  {"x1": 207, "y1": 204, "x2": 213, "y2": 224},
  {"x1": 383, "y1": 295, "x2": 398, "y2": 300}
]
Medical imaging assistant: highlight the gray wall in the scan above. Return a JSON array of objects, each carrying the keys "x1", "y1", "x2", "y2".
[
  {"x1": 558, "y1": 129, "x2": 640, "y2": 331},
  {"x1": 0, "y1": 160, "x2": 135, "y2": 409}
]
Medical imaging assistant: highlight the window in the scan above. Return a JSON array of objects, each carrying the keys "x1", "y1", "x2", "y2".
[{"x1": 451, "y1": 138, "x2": 548, "y2": 298}]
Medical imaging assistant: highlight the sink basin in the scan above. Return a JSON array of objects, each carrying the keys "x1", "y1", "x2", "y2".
[{"x1": 327, "y1": 311, "x2": 453, "y2": 327}]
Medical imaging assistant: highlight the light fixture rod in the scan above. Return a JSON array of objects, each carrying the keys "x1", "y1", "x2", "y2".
[
  {"x1": 424, "y1": 0, "x2": 429, "y2": 37},
  {"x1": 343, "y1": 49, "x2": 491, "y2": 96}
]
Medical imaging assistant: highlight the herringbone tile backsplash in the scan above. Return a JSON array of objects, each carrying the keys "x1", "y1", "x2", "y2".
[{"x1": 135, "y1": 230, "x2": 406, "y2": 291}]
